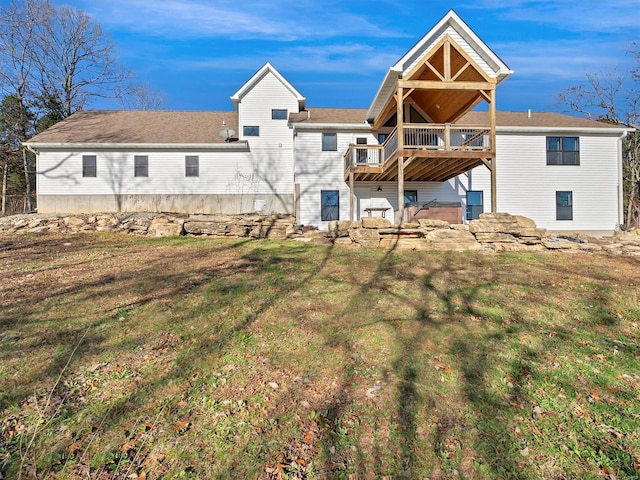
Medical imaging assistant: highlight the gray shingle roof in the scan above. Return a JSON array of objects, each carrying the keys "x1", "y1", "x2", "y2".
[{"x1": 26, "y1": 108, "x2": 624, "y2": 146}]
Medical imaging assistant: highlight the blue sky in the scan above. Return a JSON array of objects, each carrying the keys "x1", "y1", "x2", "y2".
[{"x1": 57, "y1": 0, "x2": 639, "y2": 114}]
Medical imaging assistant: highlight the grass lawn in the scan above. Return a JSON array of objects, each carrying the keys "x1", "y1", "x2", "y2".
[{"x1": 1, "y1": 233, "x2": 639, "y2": 479}]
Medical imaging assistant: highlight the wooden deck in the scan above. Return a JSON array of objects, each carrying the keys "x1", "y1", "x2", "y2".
[{"x1": 344, "y1": 123, "x2": 494, "y2": 182}]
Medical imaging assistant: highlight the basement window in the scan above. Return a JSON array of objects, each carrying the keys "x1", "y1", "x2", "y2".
[
  {"x1": 321, "y1": 190, "x2": 339, "y2": 221},
  {"x1": 134, "y1": 155, "x2": 148, "y2": 177},
  {"x1": 82, "y1": 155, "x2": 96, "y2": 177},
  {"x1": 466, "y1": 191, "x2": 484, "y2": 220},
  {"x1": 547, "y1": 137, "x2": 580, "y2": 165},
  {"x1": 556, "y1": 191, "x2": 573, "y2": 220}
]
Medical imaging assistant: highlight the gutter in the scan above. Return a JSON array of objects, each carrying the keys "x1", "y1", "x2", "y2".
[
  {"x1": 292, "y1": 123, "x2": 372, "y2": 132},
  {"x1": 495, "y1": 126, "x2": 632, "y2": 134},
  {"x1": 21, "y1": 141, "x2": 250, "y2": 150}
]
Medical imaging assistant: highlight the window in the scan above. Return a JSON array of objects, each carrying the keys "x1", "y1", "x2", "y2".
[
  {"x1": 404, "y1": 190, "x2": 418, "y2": 204},
  {"x1": 547, "y1": 136, "x2": 580, "y2": 165},
  {"x1": 272, "y1": 109, "x2": 288, "y2": 120},
  {"x1": 356, "y1": 137, "x2": 367, "y2": 162},
  {"x1": 322, "y1": 133, "x2": 337, "y2": 151},
  {"x1": 82, "y1": 155, "x2": 96, "y2": 177},
  {"x1": 243, "y1": 126, "x2": 260, "y2": 136},
  {"x1": 466, "y1": 191, "x2": 484, "y2": 220},
  {"x1": 185, "y1": 155, "x2": 199, "y2": 177},
  {"x1": 556, "y1": 191, "x2": 573, "y2": 220},
  {"x1": 134, "y1": 155, "x2": 148, "y2": 177},
  {"x1": 378, "y1": 133, "x2": 388, "y2": 144},
  {"x1": 321, "y1": 190, "x2": 339, "y2": 221}
]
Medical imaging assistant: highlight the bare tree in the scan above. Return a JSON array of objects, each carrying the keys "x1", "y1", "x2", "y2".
[
  {"x1": 558, "y1": 47, "x2": 640, "y2": 228},
  {"x1": 117, "y1": 82, "x2": 167, "y2": 110},
  {"x1": 34, "y1": 5, "x2": 133, "y2": 117}
]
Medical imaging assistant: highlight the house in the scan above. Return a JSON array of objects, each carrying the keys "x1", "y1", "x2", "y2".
[{"x1": 24, "y1": 10, "x2": 630, "y2": 236}]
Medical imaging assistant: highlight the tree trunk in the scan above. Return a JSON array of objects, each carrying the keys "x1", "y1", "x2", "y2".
[
  {"x1": 1, "y1": 158, "x2": 8, "y2": 216},
  {"x1": 22, "y1": 148, "x2": 32, "y2": 211}
]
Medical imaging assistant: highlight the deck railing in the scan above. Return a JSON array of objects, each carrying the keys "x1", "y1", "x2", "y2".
[
  {"x1": 344, "y1": 144, "x2": 384, "y2": 170},
  {"x1": 344, "y1": 123, "x2": 492, "y2": 174},
  {"x1": 402, "y1": 123, "x2": 491, "y2": 151}
]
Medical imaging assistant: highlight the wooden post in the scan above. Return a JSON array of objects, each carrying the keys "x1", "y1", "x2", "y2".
[
  {"x1": 398, "y1": 159, "x2": 404, "y2": 225},
  {"x1": 349, "y1": 171, "x2": 355, "y2": 222},
  {"x1": 396, "y1": 85, "x2": 405, "y2": 224},
  {"x1": 489, "y1": 88, "x2": 497, "y2": 212}
]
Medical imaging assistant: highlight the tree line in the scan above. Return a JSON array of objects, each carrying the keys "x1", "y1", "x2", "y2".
[
  {"x1": 558, "y1": 45, "x2": 640, "y2": 228},
  {"x1": 0, "y1": 0, "x2": 164, "y2": 215}
]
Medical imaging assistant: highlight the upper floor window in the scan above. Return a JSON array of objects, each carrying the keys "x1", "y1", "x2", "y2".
[
  {"x1": 547, "y1": 136, "x2": 579, "y2": 165},
  {"x1": 134, "y1": 155, "x2": 148, "y2": 177},
  {"x1": 243, "y1": 126, "x2": 260, "y2": 137},
  {"x1": 82, "y1": 155, "x2": 96, "y2": 177},
  {"x1": 272, "y1": 109, "x2": 288, "y2": 120},
  {"x1": 322, "y1": 133, "x2": 337, "y2": 151},
  {"x1": 185, "y1": 155, "x2": 199, "y2": 177}
]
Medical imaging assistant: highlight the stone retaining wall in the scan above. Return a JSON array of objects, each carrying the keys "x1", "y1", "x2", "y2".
[
  {"x1": 0, "y1": 212, "x2": 296, "y2": 240},
  {"x1": 2, "y1": 211, "x2": 640, "y2": 255}
]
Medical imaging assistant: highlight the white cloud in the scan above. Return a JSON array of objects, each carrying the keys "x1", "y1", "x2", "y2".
[
  {"x1": 70, "y1": 0, "x2": 409, "y2": 41},
  {"x1": 174, "y1": 42, "x2": 402, "y2": 76},
  {"x1": 467, "y1": 0, "x2": 640, "y2": 32}
]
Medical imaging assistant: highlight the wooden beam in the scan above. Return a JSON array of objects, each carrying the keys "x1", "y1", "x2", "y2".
[
  {"x1": 349, "y1": 170, "x2": 355, "y2": 222},
  {"x1": 397, "y1": 155, "x2": 404, "y2": 224},
  {"x1": 444, "y1": 40, "x2": 451, "y2": 81},
  {"x1": 398, "y1": 80, "x2": 496, "y2": 90},
  {"x1": 424, "y1": 61, "x2": 445, "y2": 81},
  {"x1": 451, "y1": 62, "x2": 471, "y2": 82},
  {"x1": 489, "y1": 88, "x2": 497, "y2": 212}
]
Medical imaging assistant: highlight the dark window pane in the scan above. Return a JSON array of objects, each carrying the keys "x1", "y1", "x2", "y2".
[
  {"x1": 185, "y1": 155, "x2": 199, "y2": 177},
  {"x1": 563, "y1": 137, "x2": 579, "y2": 151},
  {"x1": 404, "y1": 190, "x2": 418, "y2": 204},
  {"x1": 322, "y1": 133, "x2": 337, "y2": 151},
  {"x1": 272, "y1": 109, "x2": 288, "y2": 120},
  {"x1": 82, "y1": 155, "x2": 96, "y2": 177},
  {"x1": 556, "y1": 191, "x2": 573, "y2": 220},
  {"x1": 466, "y1": 190, "x2": 483, "y2": 220},
  {"x1": 321, "y1": 190, "x2": 339, "y2": 221},
  {"x1": 547, "y1": 137, "x2": 561, "y2": 151},
  {"x1": 243, "y1": 126, "x2": 259, "y2": 136},
  {"x1": 134, "y1": 155, "x2": 148, "y2": 177}
]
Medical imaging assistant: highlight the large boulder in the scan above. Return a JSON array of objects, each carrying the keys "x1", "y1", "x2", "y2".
[
  {"x1": 424, "y1": 229, "x2": 484, "y2": 251},
  {"x1": 361, "y1": 216, "x2": 391, "y2": 229},
  {"x1": 349, "y1": 228, "x2": 380, "y2": 248},
  {"x1": 327, "y1": 220, "x2": 353, "y2": 238},
  {"x1": 148, "y1": 218, "x2": 184, "y2": 237},
  {"x1": 418, "y1": 219, "x2": 450, "y2": 230}
]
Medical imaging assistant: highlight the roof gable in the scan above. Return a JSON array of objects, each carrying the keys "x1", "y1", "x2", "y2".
[
  {"x1": 366, "y1": 10, "x2": 512, "y2": 123},
  {"x1": 230, "y1": 62, "x2": 305, "y2": 110},
  {"x1": 394, "y1": 10, "x2": 512, "y2": 81}
]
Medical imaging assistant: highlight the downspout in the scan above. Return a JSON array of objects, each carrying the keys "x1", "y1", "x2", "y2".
[
  {"x1": 618, "y1": 132, "x2": 626, "y2": 228},
  {"x1": 25, "y1": 144, "x2": 39, "y2": 213}
]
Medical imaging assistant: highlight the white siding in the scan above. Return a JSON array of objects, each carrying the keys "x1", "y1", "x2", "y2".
[
  {"x1": 37, "y1": 148, "x2": 293, "y2": 196},
  {"x1": 402, "y1": 26, "x2": 495, "y2": 79},
  {"x1": 465, "y1": 133, "x2": 621, "y2": 232}
]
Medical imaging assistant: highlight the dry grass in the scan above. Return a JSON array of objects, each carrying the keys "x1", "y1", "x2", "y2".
[{"x1": 1, "y1": 233, "x2": 639, "y2": 479}]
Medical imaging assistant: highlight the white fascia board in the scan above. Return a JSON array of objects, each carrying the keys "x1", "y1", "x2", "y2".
[
  {"x1": 496, "y1": 126, "x2": 631, "y2": 135},
  {"x1": 293, "y1": 123, "x2": 372, "y2": 132},
  {"x1": 365, "y1": 68, "x2": 402, "y2": 123},
  {"x1": 392, "y1": 10, "x2": 512, "y2": 81},
  {"x1": 230, "y1": 62, "x2": 306, "y2": 109},
  {"x1": 22, "y1": 142, "x2": 250, "y2": 151}
]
